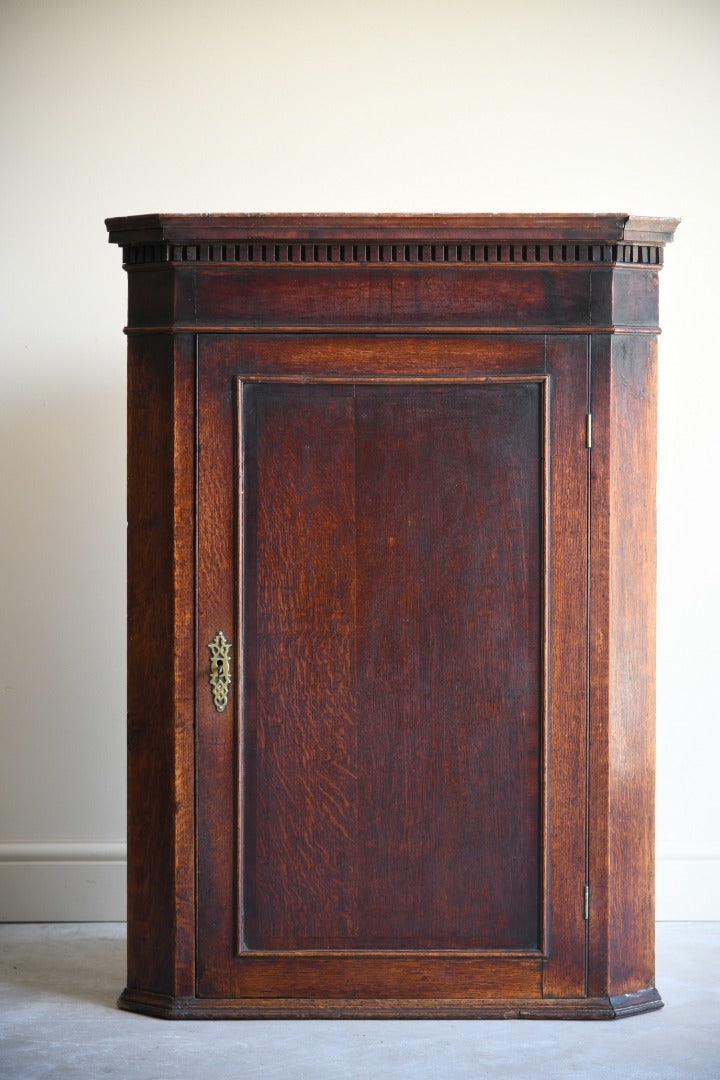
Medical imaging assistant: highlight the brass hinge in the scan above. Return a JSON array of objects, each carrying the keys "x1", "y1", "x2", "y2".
[
  {"x1": 585, "y1": 413, "x2": 592, "y2": 449},
  {"x1": 583, "y1": 884, "x2": 590, "y2": 921}
]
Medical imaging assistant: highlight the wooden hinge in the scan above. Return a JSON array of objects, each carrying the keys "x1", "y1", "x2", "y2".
[
  {"x1": 583, "y1": 884, "x2": 590, "y2": 921},
  {"x1": 585, "y1": 413, "x2": 592, "y2": 449}
]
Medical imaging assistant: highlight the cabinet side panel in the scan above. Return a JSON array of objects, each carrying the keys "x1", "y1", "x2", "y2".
[
  {"x1": 170, "y1": 335, "x2": 197, "y2": 995},
  {"x1": 607, "y1": 334, "x2": 657, "y2": 995},
  {"x1": 126, "y1": 336, "x2": 175, "y2": 993},
  {"x1": 126, "y1": 334, "x2": 195, "y2": 998}
]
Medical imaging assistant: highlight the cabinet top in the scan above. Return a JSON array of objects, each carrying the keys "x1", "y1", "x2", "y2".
[{"x1": 106, "y1": 213, "x2": 679, "y2": 247}]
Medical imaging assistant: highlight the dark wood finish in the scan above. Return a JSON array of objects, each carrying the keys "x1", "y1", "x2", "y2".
[
  {"x1": 124, "y1": 265, "x2": 663, "y2": 333},
  {"x1": 588, "y1": 333, "x2": 660, "y2": 1000},
  {"x1": 125, "y1": 333, "x2": 195, "y2": 1000},
  {"x1": 106, "y1": 212, "x2": 677, "y2": 246},
  {"x1": 242, "y1": 380, "x2": 542, "y2": 951},
  {"x1": 118, "y1": 986, "x2": 655, "y2": 1020},
  {"x1": 541, "y1": 335, "x2": 589, "y2": 1001},
  {"x1": 194, "y1": 338, "x2": 555, "y2": 1004},
  {"x1": 109, "y1": 213, "x2": 677, "y2": 1020}
]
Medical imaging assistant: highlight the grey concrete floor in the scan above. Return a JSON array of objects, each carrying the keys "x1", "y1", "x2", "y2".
[{"x1": 0, "y1": 923, "x2": 718, "y2": 1079}]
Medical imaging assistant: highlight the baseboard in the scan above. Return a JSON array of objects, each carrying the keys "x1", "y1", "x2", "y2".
[
  {"x1": 655, "y1": 847, "x2": 720, "y2": 920},
  {"x1": 0, "y1": 843, "x2": 126, "y2": 921},
  {"x1": 0, "y1": 843, "x2": 717, "y2": 922}
]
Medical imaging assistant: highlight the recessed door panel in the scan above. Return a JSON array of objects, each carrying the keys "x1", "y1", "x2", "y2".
[{"x1": 243, "y1": 382, "x2": 541, "y2": 951}]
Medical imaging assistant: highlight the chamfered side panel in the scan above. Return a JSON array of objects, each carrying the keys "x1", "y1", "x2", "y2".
[
  {"x1": 125, "y1": 333, "x2": 195, "y2": 1001},
  {"x1": 242, "y1": 381, "x2": 543, "y2": 951},
  {"x1": 607, "y1": 335, "x2": 657, "y2": 996},
  {"x1": 588, "y1": 334, "x2": 659, "y2": 999}
]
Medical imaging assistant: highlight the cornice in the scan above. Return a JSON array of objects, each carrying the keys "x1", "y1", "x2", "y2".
[{"x1": 106, "y1": 213, "x2": 679, "y2": 268}]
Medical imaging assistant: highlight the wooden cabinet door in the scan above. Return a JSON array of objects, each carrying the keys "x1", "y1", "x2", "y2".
[{"x1": 196, "y1": 334, "x2": 589, "y2": 1014}]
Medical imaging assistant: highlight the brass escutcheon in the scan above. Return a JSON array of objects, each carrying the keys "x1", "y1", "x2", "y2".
[{"x1": 207, "y1": 629, "x2": 231, "y2": 712}]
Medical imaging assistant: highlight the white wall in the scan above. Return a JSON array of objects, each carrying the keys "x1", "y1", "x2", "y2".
[{"x1": 1, "y1": 0, "x2": 718, "y2": 921}]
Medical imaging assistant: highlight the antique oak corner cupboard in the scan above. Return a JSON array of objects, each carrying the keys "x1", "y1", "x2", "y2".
[{"x1": 106, "y1": 213, "x2": 678, "y2": 1020}]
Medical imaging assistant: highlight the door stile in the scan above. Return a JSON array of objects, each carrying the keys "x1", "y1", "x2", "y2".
[
  {"x1": 541, "y1": 335, "x2": 590, "y2": 1000},
  {"x1": 539, "y1": 372, "x2": 551, "y2": 961}
]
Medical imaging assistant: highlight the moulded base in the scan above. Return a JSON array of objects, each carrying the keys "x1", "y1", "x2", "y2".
[{"x1": 118, "y1": 985, "x2": 663, "y2": 1020}]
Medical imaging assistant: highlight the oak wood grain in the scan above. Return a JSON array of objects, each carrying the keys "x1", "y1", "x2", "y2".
[
  {"x1": 110, "y1": 214, "x2": 677, "y2": 1019},
  {"x1": 125, "y1": 333, "x2": 195, "y2": 999},
  {"x1": 540, "y1": 335, "x2": 589, "y2": 1000},
  {"x1": 589, "y1": 334, "x2": 659, "y2": 997},
  {"x1": 106, "y1": 212, "x2": 679, "y2": 247}
]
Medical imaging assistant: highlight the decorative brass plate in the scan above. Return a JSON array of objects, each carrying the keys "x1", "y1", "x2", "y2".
[{"x1": 207, "y1": 630, "x2": 231, "y2": 712}]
